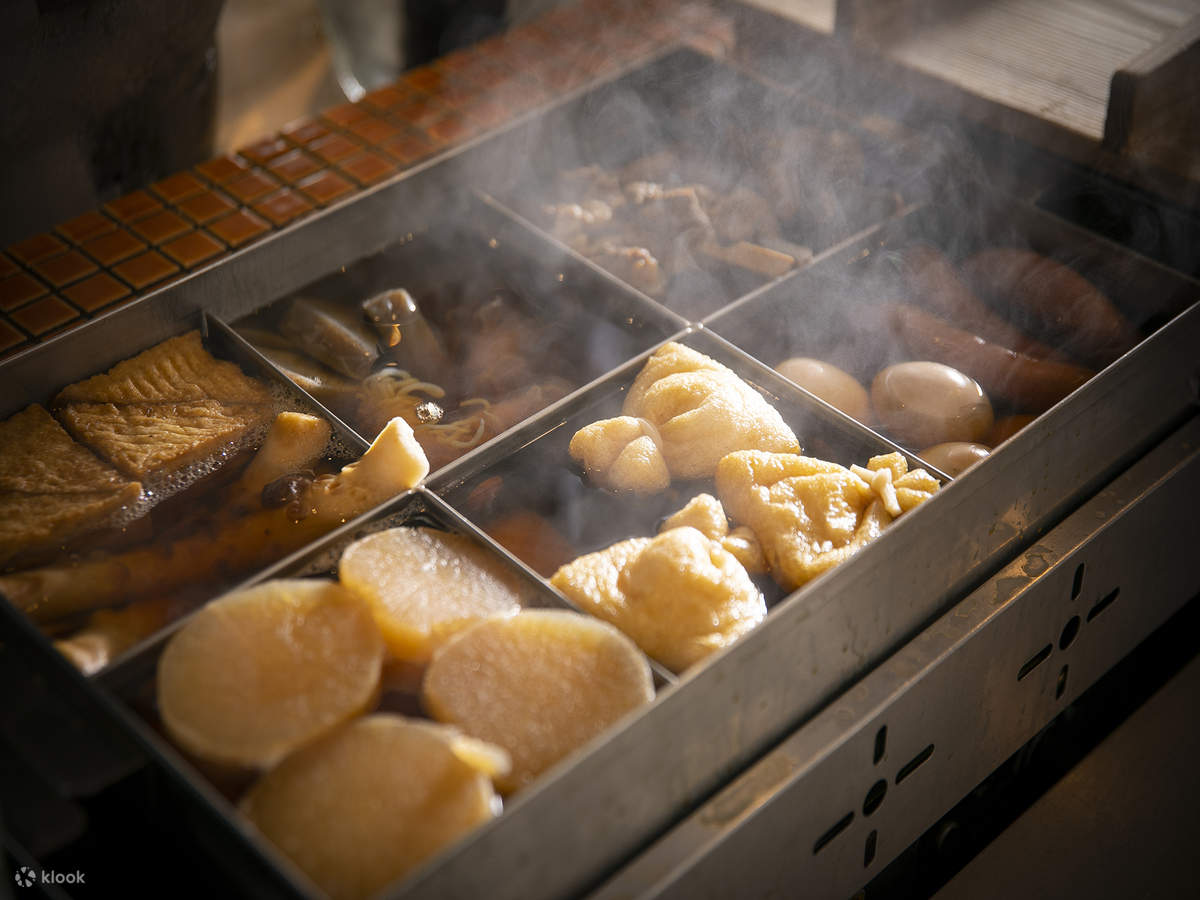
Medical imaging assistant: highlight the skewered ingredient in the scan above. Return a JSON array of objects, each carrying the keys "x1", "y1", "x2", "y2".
[
  {"x1": 241, "y1": 715, "x2": 506, "y2": 900},
  {"x1": 280, "y1": 296, "x2": 379, "y2": 380},
  {"x1": 551, "y1": 525, "x2": 767, "y2": 673},
  {"x1": 2, "y1": 416, "x2": 429, "y2": 625},
  {"x1": 241, "y1": 270, "x2": 581, "y2": 471},
  {"x1": 235, "y1": 326, "x2": 363, "y2": 411},
  {"x1": 918, "y1": 442, "x2": 991, "y2": 478},
  {"x1": 887, "y1": 303, "x2": 1093, "y2": 414},
  {"x1": 422, "y1": 610, "x2": 654, "y2": 791},
  {"x1": 157, "y1": 579, "x2": 385, "y2": 770},
  {"x1": 54, "y1": 330, "x2": 274, "y2": 481},
  {"x1": 570, "y1": 342, "x2": 799, "y2": 493},
  {"x1": 0, "y1": 405, "x2": 142, "y2": 567},
  {"x1": 700, "y1": 239, "x2": 795, "y2": 278},
  {"x1": 871, "y1": 360, "x2": 994, "y2": 447},
  {"x1": 536, "y1": 123, "x2": 900, "y2": 304},
  {"x1": 361, "y1": 287, "x2": 450, "y2": 376},
  {"x1": 716, "y1": 451, "x2": 939, "y2": 591},
  {"x1": 961, "y1": 249, "x2": 1139, "y2": 368},
  {"x1": 338, "y1": 527, "x2": 527, "y2": 665},
  {"x1": 539, "y1": 161, "x2": 796, "y2": 298},
  {"x1": 775, "y1": 357, "x2": 872, "y2": 423},
  {"x1": 592, "y1": 243, "x2": 667, "y2": 296},
  {"x1": 899, "y1": 245, "x2": 1058, "y2": 359}
]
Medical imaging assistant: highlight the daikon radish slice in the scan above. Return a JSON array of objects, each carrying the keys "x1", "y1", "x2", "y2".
[
  {"x1": 241, "y1": 715, "x2": 505, "y2": 900},
  {"x1": 157, "y1": 579, "x2": 383, "y2": 769},
  {"x1": 423, "y1": 610, "x2": 654, "y2": 793},
  {"x1": 339, "y1": 527, "x2": 525, "y2": 664}
]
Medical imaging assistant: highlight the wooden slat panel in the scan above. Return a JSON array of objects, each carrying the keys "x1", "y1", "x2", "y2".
[{"x1": 837, "y1": 0, "x2": 1197, "y2": 148}]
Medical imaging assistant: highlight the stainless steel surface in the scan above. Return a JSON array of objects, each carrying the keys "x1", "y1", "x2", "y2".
[
  {"x1": 1, "y1": 46, "x2": 1198, "y2": 900},
  {"x1": 590, "y1": 414, "x2": 1200, "y2": 900},
  {"x1": 934, "y1": 650, "x2": 1200, "y2": 900}
]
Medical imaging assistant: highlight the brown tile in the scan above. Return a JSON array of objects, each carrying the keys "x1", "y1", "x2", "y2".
[
  {"x1": 0, "y1": 319, "x2": 27, "y2": 353},
  {"x1": 61, "y1": 272, "x2": 131, "y2": 313},
  {"x1": 432, "y1": 80, "x2": 478, "y2": 110},
  {"x1": 252, "y1": 188, "x2": 314, "y2": 226},
  {"x1": 436, "y1": 48, "x2": 476, "y2": 75},
  {"x1": 640, "y1": 16, "x2": 682, "y2": 41},
  {"x1": 266, "y1": 149, "x2": 322, "y2": 184},
  {"x1": 500, "y1": 32, "x2": 554, "y2": 62},
  {"x1": 489, "y1": 78, "x2": 552, "y2": 114},
  {"x1": 539, "y1": 59, "x2": 594, "y2": 92},
  {"x1": 405, "y1": 66, "x2": 446, "y2": 93},
  {"x1": 360, "y1": 84, "x2": 415, "y2": 112},
  {"x1": 195, "y1": 155, "x2": 251, "y2": 184},
  {"x1": 389, "y1": 96, "x2": 447, "y2": 129},
  {"x1": 379, "y1": 131, "x2": 435, "y2": 166},
  {"x1": 0, "y1": 272, "x2": 49, "y2": 311},
  {"x1": 296, "y1": 169, "x2": 355, "y2": 206},
  {"x1": 337, "y1": 151, "x2": 396, "y2": 186},
  {"x1": 8, "y1": 232, "x2": 67, "y2": 264},
  {"x1": 55, "y1": 210, "x2": 117, "y2": 244},
  {"x1": 81, "y1": 228, "x2": 146, "y2": 266},
  {"x1": 321, "y1": 102, "x2": 369, "y2": 127},
  {"x1": 224, "y1": 169, "x2": 280, "y2": 204},
  {"x1": 0, "y1": 253, "x2": 17, "y2": 279},
  {"x1": 9, "y1": 295, "x2": 79, "y2": 336},
  {"x1": 104, "y1": 190, "x2": 162, "y2": 223},
  {"x1": 31, "y1": 249, "x2": 98, "y2": 287},
  {"x1": 238, "y1": 136, "x2": 293, "y2": 165},
  {"x1": 161, "y1": 230, "x2": 225, "y2": 268},
  {"x1": 452, "y1": 56, "x2": 509, "y2": 88},
  {"x1": 463, "y1": 98, "x2": 510, "y2": 130},
  {"x1": 425, "y1": 112, "x2": 474, "y2": 145},
  {"x1": 473, "y1": 34, "x2": 507, "y2": 60},
  {"x1": 151, "y1": 171, "x2": 206, "y2": 204},
  {"x1": 281, "y1": 117, "x2": 330, "y2": 145},
  {"x1": 176, "y1": 189, "x2": 237, "y2": 225},
  {"x1": 308, "y1": 132, "x2": 361, "y2": 165},
  {"x1": 346, "y1": 115, "x2": 402, "y2": 145},
  {"x1": 130, "y1": 209, "x2": 191, "y2": 245},
  {"x1": 208, "y1": 209, "x2": 271, "y2": 248},
  {"x1": 112, "y1": 250, "x2": 180, "y2": 290}
]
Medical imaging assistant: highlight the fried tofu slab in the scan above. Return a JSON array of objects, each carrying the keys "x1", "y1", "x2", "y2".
[
  {"x1": 0, "y1": 405, "x2": 142, "y2": 565},
  {"x1": 54, "y1": 331, "x2": 273, "y2": 479}
]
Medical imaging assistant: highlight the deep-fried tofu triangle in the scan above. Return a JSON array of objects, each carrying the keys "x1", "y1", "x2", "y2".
[
  {"x1": 716, "y1": 451, "x2": 939, "y2": 591},
  {"x1": 570, "y1": 343, "x2": 799, "y2": 493}
]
